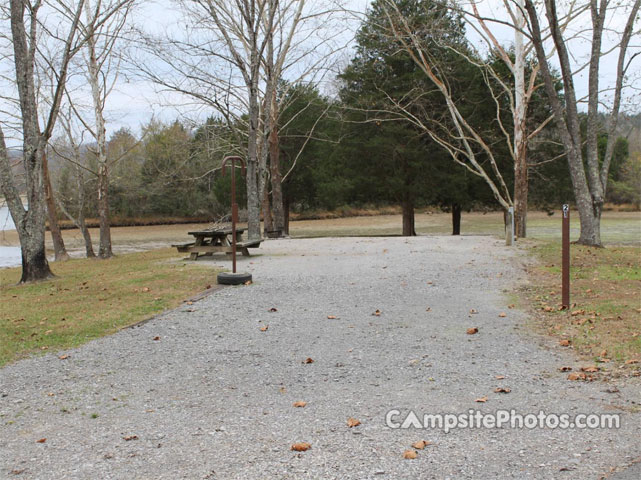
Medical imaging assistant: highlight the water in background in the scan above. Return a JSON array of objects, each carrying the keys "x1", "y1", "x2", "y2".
[{"x1": 1, "y1": 205, "x2": 21, "y2": 268}]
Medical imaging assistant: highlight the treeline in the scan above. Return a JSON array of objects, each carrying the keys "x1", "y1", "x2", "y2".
[{"x1": 52, "y1": 94, "x2": 637, "y2": 234}]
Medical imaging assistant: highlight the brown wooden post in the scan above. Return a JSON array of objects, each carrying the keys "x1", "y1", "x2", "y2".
[
  {"x1": 222, "y1": 156, "x2": 246, "y2": 274},
  {"x1": 562, "y1": 204, "x2": 570, "y2": 308}
]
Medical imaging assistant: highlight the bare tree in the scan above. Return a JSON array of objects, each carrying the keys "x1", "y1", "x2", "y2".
[
  {"x1": 524, "y1": 0, "x2": 640, "y2": 246},
  {"x1": 374, "y1": 0, "x2": 514, "y2": 224},
  {"x1": 63, "y1": 0, "x2": 136, "y2": 258},
  {"x1": 137, "y1": 0, "x2": 348, "y2": 240},
  {"x1": 0, "y1": 0, "x2": 85, "y2": 282}
]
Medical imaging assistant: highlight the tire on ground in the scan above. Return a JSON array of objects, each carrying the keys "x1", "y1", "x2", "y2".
[{"x1": 217, "y1": 272, "x2": 252, "y2": 285}]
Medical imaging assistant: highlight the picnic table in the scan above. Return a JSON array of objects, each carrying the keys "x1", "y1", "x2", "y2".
[{"x1": 172, "y1": 227, "x2": 261, "y2": 260}]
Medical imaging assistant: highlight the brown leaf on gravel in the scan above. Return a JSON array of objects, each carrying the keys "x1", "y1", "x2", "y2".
[
  {"x1": 327, "y1": 315, "x2": 337, "y2": 319},
  {"x1": 244, "y1": 280, "x2": 252, "y2": 286},
  {"x1": 508, "y1": 304, "x2": 515, "y2": 309},
  {"x1": 260, "y1": 326, "x2": 269, "y2": 332},
  {"x1": 269, "y1": 307, "x2": 278, "y2": 312},
  {"x1": 625, "y1": 359, "x2": 639, "y2": 365},
  {"x1": 123, "y1": 435, "x2": 138, "y2": 441},
  {"x1": 153, "y1": 336, "x2": 160, "y2": 341},
  {"x1": 304, "y1": 357, "x2": 314, "y2": 364},
  {"x1": 568, "y1": 372, "x2": 587, "y2": 381},
  {"x1": 494, "y1": 387, "x2": 511, "y2": 393},
  {"x1": 403, "y1": 450, "x2": 418, "y2": 459},
  {"x1": 425, "y1": 307, "x2": 432, "y2": 312},
  {"x1": 580, "y1": 366, "x2": 599, "y2": 373},
  {"x1": 279, "y1": 386, "x2": 287, "y2": 394},
  {"x1": 498, "y1": 312, "x2": 507, "y2": 318},
  {"x1": 475, "y1": 396, "x2": 488, "y2": 403},
  {"x1": 372, "y1": 309, "x2": 381, "y2": 316},
  {"x1": 570, "y1": 309, "x2": 585, "y2": 316},
  {"x1": 291, "y1": 442, "x2": 311, "y2": 452},
  {"x1": 559, "y1": 366, "x2": 573, "y2": 372},
  {"x1": 293, "y1": 401, "x2": 307, "y2": 408},
  {"x1": 412, "y1": 440, "x2": 431, "y2": 449},
  {"x1": 347, "y1": 417, "x2": 361, "y2": 428},
  {"x1": 469, "y1": 309, "x2": 478, "y2": 314},
  {"x1": 36, "y1": 438, "x2": 46, "y2": 443},
  {"x1": 495, "y1": 375, "x2": 506, "y2": 380},
  {"x1": 58, "y1": 354, "x2": 69, "y2": 360},
  {"x1": 466, "y1": 327, "x2": 479, "y2": 335},
  {"x1": 542, "y1": 306, "x2": 554, "y2": 312},
  {"x1": 559, "y1": 339, "x2": 571, "y2": 347}
]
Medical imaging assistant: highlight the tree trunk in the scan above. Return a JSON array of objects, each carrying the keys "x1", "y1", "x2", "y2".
[
  {"x1": 401, "y1": 196, "x2": 416, "y2": 236},
  {"x1": 514, "y1": 149, "x2": 528, "y2": 239},
  {"x1": 263, "y1": 185, "x2": 274, "y2": 235},
  {"x1": 42, "y1": 152, "x2": 69, "y2": 261},
  {"x1": 268, "y1": 90, "x2": 285, "y2": 237},
  {"x1": 452, "y1": 203, "x2": 461, "y2": 235},
  {"x1": 79, "y1": 217, "x2": 96, "y2": 258},
  {"x1": 513, "y1": 0, "x2": 528, "y2": 239},
  {"x1": 97, "y1": 165, "x2": 113, "y2": 258},
  {"x1": 283, "y1": 195, "x2": 290, "y2": 235}
]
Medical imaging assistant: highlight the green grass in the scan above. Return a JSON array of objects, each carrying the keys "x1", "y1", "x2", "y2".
[
  {"x1": 526, "y1": 241, "x2": 641, "y2": 364},
  {"x1": 0, "y1": 249, "x2": 219, "y2": 366}
]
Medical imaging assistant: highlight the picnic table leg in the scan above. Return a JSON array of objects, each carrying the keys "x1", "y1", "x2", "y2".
[
  {"x1": 190, "y1": 236, "x2": 203, "y2": 260},
  {"x1": 241, "y1": 247, "x2": 250, "y2": 257}
]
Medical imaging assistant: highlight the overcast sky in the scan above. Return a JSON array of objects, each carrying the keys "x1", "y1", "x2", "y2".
[{"x1": 1, "y1": 0, "x2": 639, "y2": 148}]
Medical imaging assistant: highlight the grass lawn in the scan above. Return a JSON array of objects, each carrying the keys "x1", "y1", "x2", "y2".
[
  {"x1": 0, "y1": 249, "x2": 219, "y2": 367},
  {"x1": 524, "y1": 241, "x2": 641, "y2": 365}
]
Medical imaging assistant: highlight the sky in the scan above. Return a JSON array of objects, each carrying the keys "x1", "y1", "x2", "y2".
[{"x1": 0, "y1": 0, "x2": 639, "y2": 148}]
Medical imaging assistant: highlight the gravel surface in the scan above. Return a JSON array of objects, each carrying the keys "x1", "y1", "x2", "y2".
[{"x1": 1, "y1": 236, "x2": 640, "y2": 479}]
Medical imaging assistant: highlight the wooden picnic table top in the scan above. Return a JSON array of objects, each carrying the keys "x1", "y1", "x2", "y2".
[{"x1": 187, "y1": 227, "x2": 246, "y2": 236}]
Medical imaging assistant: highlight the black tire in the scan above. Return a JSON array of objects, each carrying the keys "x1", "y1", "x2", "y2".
[{"x1": 217, "y1": 272, "x2": 252, "y2": 285}]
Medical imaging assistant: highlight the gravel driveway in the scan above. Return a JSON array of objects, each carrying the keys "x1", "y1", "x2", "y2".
[{"x1": 1, "y1": 236, "x2": 640, "y2": 479}]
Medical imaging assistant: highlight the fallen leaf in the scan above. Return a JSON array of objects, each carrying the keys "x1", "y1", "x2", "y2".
[
  {"x1": 559, "y1": 339, "x2": 571, "y2": 347},
  {"x1": 498, "y1": 312, "x2": 507, "y2": 318},
  {"x1": 494, "y1": 387, "x2": 511, "y2": 394},
  {"x1": 36, "y1": 438, "x2": 46, "y2": 443},
  {"x1": 543, "y1": 306, "x2": 554, "y2": 312},
  {"x1": 347, "y1": 417, "x2": 361, "y2": 428},
  {"x1": 304, "y1": 357, "x2": 314, "y2": 364},
  {"x1": 412, "y1": 440, "x2": 431, "y2": 449},
  {"x1": 244, "y1": 280, "x2": 252, "y2": 285},
  {"x1": 269, "y1": 307, "x2": 278, "y2": 312},
  {"x1": 567, "y1": 372, "x2": 587, "y2": 381},
  {"x1": 470, "y1": 309, "x2": 478, "y2": 314},
  {"x1": 466, "y1": 327, "x2": 479, "y2": 335},
  {"x1": 580, "y1": 366, "x2": 599, "y2": 373},
  {"x1": 327, "y1": 315, "x2": 337, "y2": 319},
  {"x1": 372, "y1": 309, "x2": 381, "y2": 316},
  {"x1": 123, "y1": 435, "x2": 138, "y2": 441},
  {"x1": 558, "y1": 366, "x2": 573, "y2": 372},
  {"x1": 403, "y1": 450, "x2": 418, "y2": 459},
  {"x1": 425, "y1": 307, "x2": 432, "y2": 312},
  {"x1": 279, "y1": 386, "x2": 287, "y2": 394},
  {"x1": 153, "y1": 336, "x2": 161, "y2": 341},
  {"x1": 570, "y1": 309, "x2": 585, "y2": 316},
  {"x1": 142, "y1": 287, "x2": 150, "y2": 292},
  {"x1": 291, "y1": 442, "x2": 311, "y2": 452},
  {"x1": 625, "y1": 359, "x2": 639, "y2": 365},
  {"x1": 475, "y1": 396, "x2": 488, "y2": 403},
  {"x1": 600, "y1": 350, "x2": 608, "y2": 358},
  {"x1": 293, "y1": 401, "x2": 307, "y2": 408},
  {"x1": 58, "y1": 354, "x2": 69, "y2": 360},
  {"x1": 508, "y1": 304, "x2": 515, "y2": 309},
  {"x1": 495, "y1": 375, "x2": 505, "y2": 380},
  {"x1": 260, "y1": 326, "x2": 269, "y2": 332}
]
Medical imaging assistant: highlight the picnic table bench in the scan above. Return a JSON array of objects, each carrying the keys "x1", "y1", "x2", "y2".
[{"x1": 172, "y1": 227, "x2": 261, "y2": 260}]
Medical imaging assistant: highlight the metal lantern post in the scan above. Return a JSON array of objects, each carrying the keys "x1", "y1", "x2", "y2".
[{"x1": 217, "y1": 156, "x2": 252, "y2": 286}]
